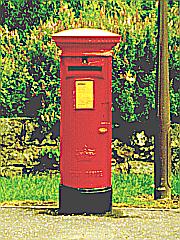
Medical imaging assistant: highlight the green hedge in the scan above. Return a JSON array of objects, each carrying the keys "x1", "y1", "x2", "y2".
[
  {"x1": 0, "y1": 0, "x2": 61, "y2": 34},
  {"x1": 0, "y1": 0, "x2": 179, "y2": 126}
]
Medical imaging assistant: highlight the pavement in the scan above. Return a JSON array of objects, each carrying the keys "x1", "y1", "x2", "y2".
[{"x1": 0, "y1": 207, "x2": 179, "y2": 240}]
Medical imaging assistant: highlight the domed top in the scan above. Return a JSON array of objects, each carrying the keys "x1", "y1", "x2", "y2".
[
  {"x1": 52, "y1": 28, "x2": 120, "y2": 37},
  {"x1": 52, "y1": 28, "x2": 121, "y2": 56}
]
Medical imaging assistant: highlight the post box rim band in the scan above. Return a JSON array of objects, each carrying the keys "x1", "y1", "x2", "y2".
[
  {"x1": 60, "y1": 184, "x2": 111, "y2": 193},
  {"x1": 60, "y1": 50, "x2": 114, "y2": 57}
]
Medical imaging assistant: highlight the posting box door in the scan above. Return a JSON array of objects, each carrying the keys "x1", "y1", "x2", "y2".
[{"x1": 61, "y1": 75, "x2": 112, "y2": 189}]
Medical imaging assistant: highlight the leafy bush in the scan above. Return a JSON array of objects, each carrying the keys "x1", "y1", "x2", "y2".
[
  {"x1": 0, "y1": 24, "x2": 61, "y2": 128},
  {"x1": 0, "y1": 0, "x2": 61, "y2": 35},
  {"x1": 0, "y1": 0, "x2": 179, "y2": 123},
  {"x1": 171, "y1": 124, "x2": 180, "y2": 174}
]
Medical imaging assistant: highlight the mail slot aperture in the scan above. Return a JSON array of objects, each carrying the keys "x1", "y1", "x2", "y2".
[{"x1": 68, "y1": 66, "x2": 102, "y2": 71}]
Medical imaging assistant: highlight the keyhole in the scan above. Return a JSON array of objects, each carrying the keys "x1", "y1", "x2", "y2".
[{"x1": 82, "y1": 57, "x2": 88, "y2": 64}]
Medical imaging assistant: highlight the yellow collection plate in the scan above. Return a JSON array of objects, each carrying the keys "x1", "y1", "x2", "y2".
[{"x1": 75, "y1": 81, "x2": 94, "y2": 109}]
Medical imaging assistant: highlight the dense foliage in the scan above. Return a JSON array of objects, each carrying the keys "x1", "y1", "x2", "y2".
[{"x1": 0, "y1": 0, "x2": 179, "y2": 125}]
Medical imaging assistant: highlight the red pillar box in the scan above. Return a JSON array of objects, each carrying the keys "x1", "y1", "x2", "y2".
[{"x1": 52, "y1": 28, "x2": 121, "y2": 214}]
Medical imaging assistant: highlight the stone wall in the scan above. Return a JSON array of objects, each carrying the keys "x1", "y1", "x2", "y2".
[
  {"x1": 0, "y1": 118, "x2": 179, "y2": 176},
  {"x1": 0, "y1": 118, "x2": 59, "y2": 177}
]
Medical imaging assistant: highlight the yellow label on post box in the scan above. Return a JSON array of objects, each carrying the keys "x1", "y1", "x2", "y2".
[{"x1": 76, "y1": 81, "x2": 94, "y2": 109}]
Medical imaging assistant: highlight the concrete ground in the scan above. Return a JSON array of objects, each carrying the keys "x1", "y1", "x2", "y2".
[{"x1": 0, "y1": 207, "x2": 179, "y2": 240}]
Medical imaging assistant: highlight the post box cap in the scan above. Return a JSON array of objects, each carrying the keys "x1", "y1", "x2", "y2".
[
  {"x1": 52, "y1": 28, "x2": 121, "y2": 56},
  {"x1": 52, "y1": 28, "x2": 120, "y2": 37},
  {"x1": 52, "y1": 28, "x2": 121, "y2": 43}
]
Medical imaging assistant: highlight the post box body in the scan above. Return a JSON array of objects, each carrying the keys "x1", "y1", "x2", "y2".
[
  {"x1": 52, "y1": 29, "x2": 120, "y2": 214},
  {"x1": 60, "y1": 56, "x2": 112, "y2": 189}
]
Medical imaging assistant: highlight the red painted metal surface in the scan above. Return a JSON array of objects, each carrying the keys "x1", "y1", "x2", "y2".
[{"x1": 52, "y1": 28, "x2": 121, "y2": 189}]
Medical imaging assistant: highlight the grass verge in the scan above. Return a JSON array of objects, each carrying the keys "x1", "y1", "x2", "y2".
[
  {"x1": 112, "y1": 173, "x2": 179, "y2": 208},
  {"x1": 0, "y1": 173, "x2": 179, "y2": 208},
  {"x1": 0, "y1": 174, "x2": 59, "y2": 202}
]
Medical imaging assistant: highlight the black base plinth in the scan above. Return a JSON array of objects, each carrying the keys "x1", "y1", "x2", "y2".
[{"x1": 58, "y1": 184, "x2": 112, "y2": 214}]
